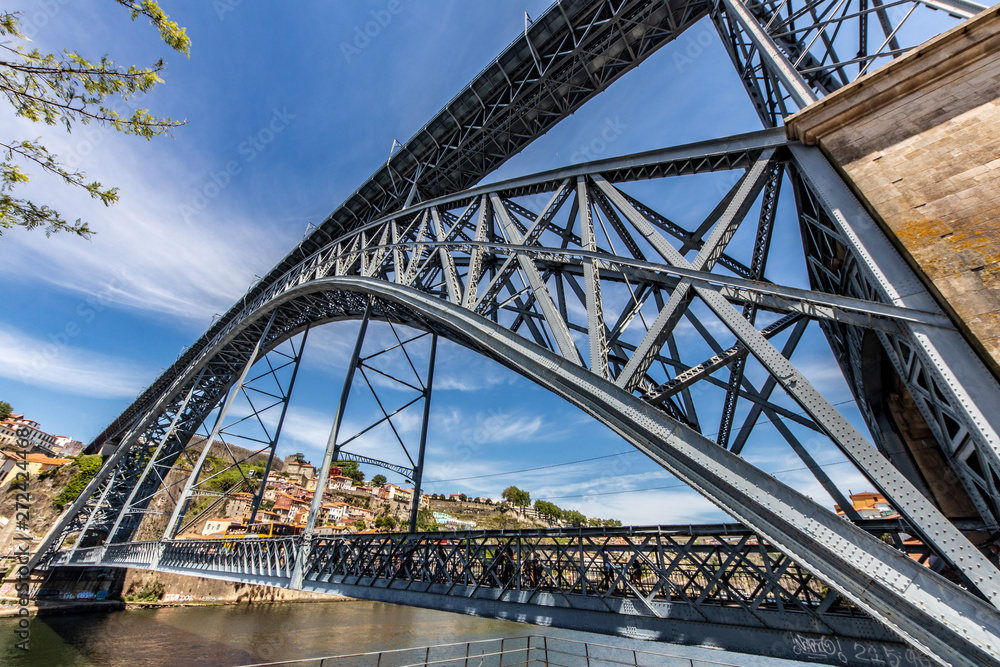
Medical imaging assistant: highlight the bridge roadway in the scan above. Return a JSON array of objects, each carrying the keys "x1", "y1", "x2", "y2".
[{"x1": 55, "y1": 523, "x2": 932, "y2": 667}]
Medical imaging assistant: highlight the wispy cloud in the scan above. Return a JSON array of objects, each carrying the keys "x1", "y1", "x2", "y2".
[
  {"x1": 576, "y1": 487, "x2": 727, "y2": 525},
  {"x1": 0, "y1": 108, "x2": 296, "y2": 329},
  {"x1": 0, "y1": 324, "x2": 153, "y2": 398}
]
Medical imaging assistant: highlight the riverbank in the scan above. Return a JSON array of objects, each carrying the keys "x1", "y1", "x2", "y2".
[
  {"x1": 0, "y1": 566, "x2": 351, "y2": 617},
  {"x1": 122, "y1": 568, "x2": 342, "y2": 605},
  {"x1": 0, "y1": 599, "x2": 125, "y2": 618},
  {"x1": 124, "y1": 595, "x2": 354, "y2": 609},
  {"x1": 0, "y1": 593, "x2": 356, "y2": 618}
]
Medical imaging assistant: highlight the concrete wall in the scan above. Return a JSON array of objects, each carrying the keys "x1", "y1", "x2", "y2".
[
  {"x1": 121, "y1": 569, "x2": 336, "y2": 604},
  {"x1": 786, "y1": 5, "x2": 1000, "y2": 377},
  {"x1": 6, "y1": 566, "x2": 338, "y2": 606}
]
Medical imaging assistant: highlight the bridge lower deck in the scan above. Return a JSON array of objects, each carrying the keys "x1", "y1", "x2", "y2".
[{"x1": 50, "y1": 524, "x2": 928, "y2": 666}]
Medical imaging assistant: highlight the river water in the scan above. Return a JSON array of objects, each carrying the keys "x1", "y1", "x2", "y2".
[{"x1": 0, "y1": 599, "x2": 802, "y2": 666}]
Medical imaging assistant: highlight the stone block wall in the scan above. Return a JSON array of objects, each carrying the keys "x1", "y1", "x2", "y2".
[{"x1": 786, "y1": 5, "x2": 1000, "y2": 377}]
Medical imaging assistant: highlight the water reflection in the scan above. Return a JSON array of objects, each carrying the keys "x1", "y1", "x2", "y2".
[
  {"x1": 0, "y1": 601, "x2": 534, "y2": 666},
  {"x1": 0, "y1": 599, "x2": 804, "y2": 666}
]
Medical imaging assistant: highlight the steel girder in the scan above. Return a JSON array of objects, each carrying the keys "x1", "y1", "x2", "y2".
[
  {"x1": 712, "y1": 0, "x2": 1000, "y2": 555},
  {"x1": 710, "y1": 0, "x2": 1000, "y2": 528},
  {"x1": 712, "y1": 0, "x2": 985, "y2": 127},
  {"x1": 85, "y1": 0, "x2": 712, "y2": 456},
  {"x1": 33, "y1": 130, "x2": 1000, "y2": 663},
  {"x1": 58, "y1": 524, "x2": 941, "y2": 665},
  {"x1": 45, "y1": 268, "x2": 1000, "y2": 664},
  {"x1": 40, "y1": 329, "x2": 308, "y2": 556},
  {"x1": 713, "y1": 0, "x2": 1000, "y2": 592}
]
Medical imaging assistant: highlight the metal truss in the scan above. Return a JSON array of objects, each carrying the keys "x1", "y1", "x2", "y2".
[
  {"x1": 56, "y1": 523, "x2": 967, "y2": 665},
  {"x1": 298, "y1": 302, "x2": 437, "y2": 554},
  {"x1": 34, "y1": 129, "x2": 1000, "y2": 664},
  {"x1": 30, "y1": 2, "x2": 1000, "y2": 664},
  {"x1": 790, "y1": 149, "x2": 1000, "y2": 532},
  {"x1": 713, "y1": 0, "x2": 984, "y2": 126},
  {"x1": 708, "y1": 1, "x2": 1000, "y2": 537},
  {"x1": 84, "y1": 0, "x2": 712, "y2": 456},
  {"x1": 39, "y1": 325, "x2": 310, "y2": 563},
  {"x1": 159, "y1": 322, "x2": 309, "y2": 541}
]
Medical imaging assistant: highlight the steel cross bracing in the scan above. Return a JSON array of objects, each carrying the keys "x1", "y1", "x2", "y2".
[
  {"x1": 30, "y1": 2, "x2": 1000, "y2": 665},
  {"x1": 50, "y1": 330, "x2": 309, "y2": 553},
  {"x1": 53, "y1": 524, "x2": 972, "y2": 665},
  {"x1": 707, "y1": 0, "x2": 1000, "y2": 536},
  {"x1": 63, "y1": 0, "x2": 986, "y2": 555},
  {"x1": 85, "y1": 0, "x2": 712, "y2": 456},
  {"x1": 34, "y1": 129, "x2": 1000, "y2": 664},
  {"x1": 712, "y1": 0, "x2": 987, "y2": 126}
]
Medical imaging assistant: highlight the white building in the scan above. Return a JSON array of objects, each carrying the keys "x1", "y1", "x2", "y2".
[
  {"x1": 203, "y1": 518, "x2": 233, "y2": 536},
  {"x1": 0, "y1": 415, "x2": 58, "y2": 455}
]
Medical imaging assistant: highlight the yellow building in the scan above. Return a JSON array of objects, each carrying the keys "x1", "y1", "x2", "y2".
[{"x1": 0, "y1": 451, "x2": 72, "y2": 487}]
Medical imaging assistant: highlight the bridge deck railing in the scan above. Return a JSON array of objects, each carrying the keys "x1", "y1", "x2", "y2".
[
  {"x1": 63, "y1": 525, "x2": 882, "y2": 617},
  {"x1": 239, "y1": 634, "x2": 750, "y2": 667},
  {"x1": 302, "y1": 528, "x2": 856, "y2": 617}
]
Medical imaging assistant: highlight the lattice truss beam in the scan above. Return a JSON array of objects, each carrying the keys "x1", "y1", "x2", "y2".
[
  {"x1": 57, "y1": 523, "x2": 987, "y2": 665},
  {"x1": 244, "y1": 131, "x2": 1000, "y2": 543},
  {"x1": 53, "y1": 330, "x2": 308, "y2": 550},
  {"x1": 39, "y1": 132, "x2": 998, "y2": 660},
  {"x1": 712, "y1": 0, "x2": 985, "y2": 126},
  {"x1": 31, "y1": 2, "x2": 1000, "y2": 664},
  {"x1": 38, "y1": 128, "x2": 1000, "y2": 664},
  {"x1": 86, "y1": 0, "x2": 713, "y2": 452}
]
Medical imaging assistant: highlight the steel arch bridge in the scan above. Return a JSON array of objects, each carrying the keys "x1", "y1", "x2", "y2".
[{"x1": 32, "y1": 1, "x2": 1000, "y2": 665}]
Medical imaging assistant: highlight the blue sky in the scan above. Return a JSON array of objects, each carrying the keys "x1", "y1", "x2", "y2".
[{"x1": 0, "y1": 0, "x2": 902, "y2": 525}]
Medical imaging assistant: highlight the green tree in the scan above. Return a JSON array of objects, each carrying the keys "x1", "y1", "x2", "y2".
[
  {"x1": 0, "y1": 3, "x2": 189, "y2": 237},
  {"x1": 534, "y1": 499, "x2": 561, "y2": 518},
  {"x1": 371, "y1": 474, "x2": 387, "y2": 487},
  {"x1": 333, "y1": 460, "x2": 364, "y2": 484},
  {"x1": 53, "y1": 454, "x2": 104, "y2": 508},
  {"x1": 0, "y1": 401, "x2": 11, "y2": 420},
  {"x1": 353, "y1": 520, "x2": 366, "y2": 531},
  {"x1": 562, "y1": 510, "x2": 587, "y2": 527},
  {"x1": 374, "y1": 515, "x2": 397, "y2": 532},
  {"x1": 201, "y1": 457, "x2": 267, "y2": 494},
  {"x1": 458, "y1": 493, "x2": 467, "y2": 502},
  {"x1": 501, "y1": 485, "x2": 530, "y2": 507}
]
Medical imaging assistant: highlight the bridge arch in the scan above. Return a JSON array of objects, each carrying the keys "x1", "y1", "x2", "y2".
[
  {"x1": 80, "y1": 274, "x2": 998, "y2": 665},
  {"x1": 34, "y1": 134, "x2": 1000, "y2": 666}
]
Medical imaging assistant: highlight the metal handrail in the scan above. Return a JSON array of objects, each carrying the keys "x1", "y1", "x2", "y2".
[{"x1": 238, "y1": 634, "x2": 755, "y2": 667}]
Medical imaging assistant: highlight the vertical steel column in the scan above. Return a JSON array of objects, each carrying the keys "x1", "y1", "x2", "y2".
[
  {"x1": 292, "y1": 301, "x2": 372, "y2": 589},
  {"x1": 304, "y1": 303, "x2": 372, "y2": 536},
  {"x1": 106, "y1": 367, "x2": 208, "y2": 543},
  {"x1": 248, "y1": 325, "x2": 310, "y2": 526},
  {"x1": 162, "y1": 311, "x2": 277, "y2": 540},
  {"x1": 408, "y1": 333, "x2": 438, "y2": 533},
  {"x1": 717, "y1": 0, "x2": 818, "y2": 109},
  {"x1": 66, "y1": 467, "x2": 121, "y2": 558},
  {"x1": 66, "y1": 413, "x2": 152, "y2": 556}
]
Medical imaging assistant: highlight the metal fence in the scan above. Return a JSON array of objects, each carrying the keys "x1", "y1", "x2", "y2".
[
  {"x1": 240, "y1": 635, "x2": 746, "y2": 667},
  {"x1": 303, "y1": 525, "x2": 855, "y2": 618}
]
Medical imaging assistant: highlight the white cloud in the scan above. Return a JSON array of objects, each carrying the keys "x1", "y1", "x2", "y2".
[
  {"x1": 434, "y1": 408, "x2": 550, "y2": 448},
  {"x1": 0, "y1": 106, "x2": 296, "y2": 329},
  {"x1": 0, "y1": 324, "x2": 153, "y2": 398},
  {"x1": 575, "y1": 488, "x2": 728, "y2": 525}
]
